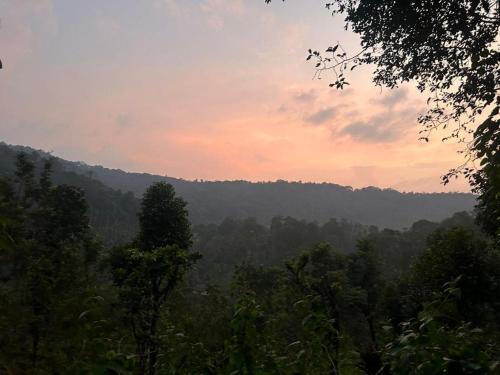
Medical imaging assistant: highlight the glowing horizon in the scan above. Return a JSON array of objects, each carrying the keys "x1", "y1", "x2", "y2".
[{"x1": 0, "y1": 0, "x2": 471, "y2": 193}]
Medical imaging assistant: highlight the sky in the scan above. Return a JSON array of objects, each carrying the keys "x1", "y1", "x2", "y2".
[{"x1": 0, "y1": 0, "x2": 471, "y2": 192}]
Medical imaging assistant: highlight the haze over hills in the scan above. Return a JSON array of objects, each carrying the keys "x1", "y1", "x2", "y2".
[{"x1": 0, "y1": 142, "x2": 476, "y2": 232}]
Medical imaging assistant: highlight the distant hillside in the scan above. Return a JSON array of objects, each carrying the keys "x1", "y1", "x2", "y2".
[
  {"x1": 0, "y1": 143, "x2": 140, "y2": 245},
  {"x1": 0, "y1": 142, "x2": 477, "y2": 230},
  {"x1": 192, "y1": 211, "x2": 481, "y2": 285}
]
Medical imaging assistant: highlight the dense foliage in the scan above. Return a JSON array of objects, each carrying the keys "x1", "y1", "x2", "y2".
[
  {"x1": 265, "y1": 0, "x2": 499, "y2": 246},
  {"x1": 1, "y1": 152, "x2": 499, "y2": 374},
  {"x1": 109, "y1": 182, "x2": 199, "y2": 374},
  {"x1": 192, "y1": 211, "x2": 479, "y2": 285}
]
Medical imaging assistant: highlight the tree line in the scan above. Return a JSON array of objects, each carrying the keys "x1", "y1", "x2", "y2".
[{"x1": 0, "y1": 142, "x2": 476, "y2": 233}]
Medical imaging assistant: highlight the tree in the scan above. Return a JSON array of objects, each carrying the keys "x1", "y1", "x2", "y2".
[
  {"x1": 470, "y1": 107, "x2": 500, "y2": 241},
  {"x1": 109, "y1": 182, "x2": 199, "y2": 375},
  {"x1": 0, "y1": 153, "x2": 101, "y2": 372},
  {"x1": 347, "y1": 240, "x2": 386, "y2": 374},
  {"x1": 266, "y1": 0, "x2": 499, "y2": 235},
  {"x1": 285, "y1": 243, "x2": 351, "y2": 374},
  {"x1": 224, "y1": 294, "x2": 264, "y2": 375},
  {"x1": 284, "y1": 242, "x2": 392, "y2": 374},
  {"x1": 406, "y1": 228, "x2": 500, "y2": 323},
  {"x1": 138, "y1": 182, "x2": 192, "y2": 251},
  {"x1": 385, "y1": 278, "x2": 500, "y2": 374}
]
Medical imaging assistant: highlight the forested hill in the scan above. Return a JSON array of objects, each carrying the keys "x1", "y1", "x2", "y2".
[
  {"x1": 0, "y1": 143, "x2": 140, "y2": 244},
  {"x1": 0, "y1": 142, "x2": 476, "y2": 229}
]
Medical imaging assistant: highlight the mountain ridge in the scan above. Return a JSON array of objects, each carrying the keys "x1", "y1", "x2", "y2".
[
  {"x1": 0, "y1": 142, "x2": 477, "y2": 230},
  {"x1": 3, "y1": 143, "x2": 469, "y2": 194}
]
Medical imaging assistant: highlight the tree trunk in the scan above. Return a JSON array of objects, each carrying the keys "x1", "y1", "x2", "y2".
[
  {"x1": 147, "y1": 304, "x2": 160, "y2": 375},
  {"x1": 367, "y1": 314, "x2": 377, "y2": 349},
  {"x1": 31, "y1": 327, "x2": 39, "y2": 370}
]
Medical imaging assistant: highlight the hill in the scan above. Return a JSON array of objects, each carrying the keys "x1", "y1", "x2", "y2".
[
  {"x1": 0, "y1": 142, "x2": 476, "y2": 231},
  {"x1": 0, "y1": 143, "x2": 140, "y2": 245}
]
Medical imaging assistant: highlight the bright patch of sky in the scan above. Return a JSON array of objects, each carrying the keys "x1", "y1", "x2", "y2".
[{"x1": 0, "y1": 0, "x2": 469, "y2": 192}]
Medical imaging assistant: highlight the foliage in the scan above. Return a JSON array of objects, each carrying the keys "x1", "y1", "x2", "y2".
[
  {"x1": 406, "y1": 228, "x2": 500, "y2": 323},
  {"x1": 224, "y1": 295, "x2": 266, "y2": 374},
  {"x1": 385, "y1": 278, "x2": 500, "y2": 374},
  {"x1": 1, "y1": 151, "x2": 499, "y2": 374},
  {"x1": 265, "y1": 0, "x2": 499, "y2": 240},
  {"x1": 0, "y1": 143, "x2": 140, "y2": 246},
  {"x1": 0, "y1": 154, "x2": 103, "y2": 373},
  {"x1": 109, "y1": 182, "x2": 200, "y2": 375},
  {"x1": 470, "y1": 106, "x2": 500, "y2": 240},
  {"x1": 138, "y1": 182, "x2": 192, "y2": 251}
]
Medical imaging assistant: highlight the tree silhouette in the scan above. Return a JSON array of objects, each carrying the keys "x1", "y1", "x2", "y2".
[
  {"x1": 109, "y1": 182, "x2": 199, "y2": 375},
  {"x1": 266, "y1": 0, "x2": 499, "y2": 235}
]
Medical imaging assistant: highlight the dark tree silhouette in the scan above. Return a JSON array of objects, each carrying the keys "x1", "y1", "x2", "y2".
[
  {"x1": 266, "y1": 0, "x2": 499, "y2": 235},
  {"x1": 138, "y1": 182, "x2": 192, "y2": 251},
  {"x1": 110, "y1": 182, "x2": 199, "y2": 375}
]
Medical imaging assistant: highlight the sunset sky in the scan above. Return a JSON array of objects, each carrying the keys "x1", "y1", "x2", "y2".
[{"x1": 0, "y1": 0, "x2": 471, "y2": 192}]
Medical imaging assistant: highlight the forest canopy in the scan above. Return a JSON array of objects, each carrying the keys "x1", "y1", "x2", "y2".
[{"x1": 0, "y1": 147, "x2": 499, "y2": 374}]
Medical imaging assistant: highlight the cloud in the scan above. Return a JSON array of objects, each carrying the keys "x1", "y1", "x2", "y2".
[
  {"x1": 0, "y1": 0, "x2": 56, "y2": 67},
  {"x1": 373, "y1": 87, "x2": 409, "y2": 107},
  {"x1": 335, "y1": 86, "x2": 424, "y2": 143},
  {"x1": 157, "y1": 0, "x2": 181, "y2": 16},
  {"x1": 95, "y1": 12, "x2": 123, "y2": 38},
  {"x1": 200, "y1": 0, "x2": 246, "y2": 29},
  {"x1": 276, "y1": 104, "x2": 287, "y2": 113},
  {"x1": 294, "y1": 89, "x2": 317, "y2": 103},
  {"x1": 115, "y1": 113, "x2": 132, "y2": 128},
  {"x1": 304, "y1": 107, "x2": 337, "y2": 125},
  {"x1": 339, "y1": 107, "x2": 418, "y2": 143},
  {"x1": 340, "y1": 117, "x2": 401, "y2": 142},
  {"x1": 159, "y1": 0, "x2": 246, "y2": 29}
]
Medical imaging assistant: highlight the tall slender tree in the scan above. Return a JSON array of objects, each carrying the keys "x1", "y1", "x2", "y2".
[{"x1": 110, "y1": 182, "x2": 199, "y2": 375}]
